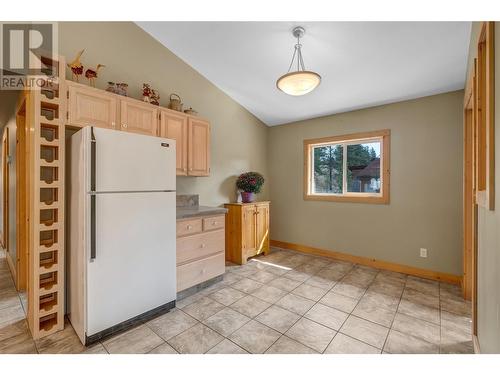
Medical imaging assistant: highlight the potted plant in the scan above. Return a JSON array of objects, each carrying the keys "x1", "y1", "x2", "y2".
[{"x1": 236, "y1": 172, "x2": 265, "y2": 203}]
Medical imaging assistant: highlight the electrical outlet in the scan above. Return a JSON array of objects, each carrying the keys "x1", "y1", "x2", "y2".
[{"x1": 420, "y1": 248, "x2": 428, "y2": 258}]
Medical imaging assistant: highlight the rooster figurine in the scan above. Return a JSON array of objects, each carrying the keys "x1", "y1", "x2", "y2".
[
  {"x1": 67, "y1": 49, "x2": 84, "y2": 82},
  {"x1": 85, "y1": 64, "x2": 105, "y2": 87}
]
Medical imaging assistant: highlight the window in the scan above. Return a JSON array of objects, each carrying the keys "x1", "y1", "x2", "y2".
[{"x1": 304, "y1": 130, "x2": 390, "y2": 203}]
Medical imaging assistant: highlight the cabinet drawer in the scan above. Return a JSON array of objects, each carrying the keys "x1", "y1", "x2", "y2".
[
  {"x1": 177, "y1": 252, "x2": 225, "y2": 292},
  {"x1": 177, "y1": 229, "x2": 224, "y2": 265},
  {"x1": 202, "y1": 215, "x2": 225, "y2": 231},
  {"x1": 176, "y1": 218, "x2": 202, "y2": 237}
]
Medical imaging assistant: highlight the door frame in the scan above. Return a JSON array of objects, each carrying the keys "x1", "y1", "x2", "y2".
[
  {"x1": 16, "y1": 97, "x2": 28, "y2": 290},
  {"x1": 463, "y1": 71, "x2": 478, "y2": 335},
  {"x1": 1, "y1": 127, "x2": 9, "y2": 254}
]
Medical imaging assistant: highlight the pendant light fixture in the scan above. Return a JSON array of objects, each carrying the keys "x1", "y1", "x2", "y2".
[{"x1": 276, "y1": 26, "x2": 321, "y2": 96}]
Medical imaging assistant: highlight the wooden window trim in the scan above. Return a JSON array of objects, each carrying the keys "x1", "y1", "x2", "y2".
[
  {"x1": 475, "y1": 21, "x2": 495, "y2": 210},
  {"x1": 303, "y1": 129, "x2": 390, "y2": 204}
]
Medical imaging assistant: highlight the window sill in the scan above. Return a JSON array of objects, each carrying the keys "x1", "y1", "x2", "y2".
[{"x1": 304, "y1": 193, "x2": 389, "y2": 204}]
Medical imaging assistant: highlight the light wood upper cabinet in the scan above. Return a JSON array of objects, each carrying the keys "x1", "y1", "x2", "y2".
[
  {"x1": 159, "y1": 109, "x2": 188, "y2": 175},
  {"x1": 120, "y1": 99, "x2": 158, "y2": 136},
  {"x1": 188, "y1": 117, "x2": 210, "y2": 176},
  {"x1": 66, "y1": 83, "x2": 211, "y2": 176},
  {"x1": 68, "y1": 83, "x2": 117, "y2": 129}
]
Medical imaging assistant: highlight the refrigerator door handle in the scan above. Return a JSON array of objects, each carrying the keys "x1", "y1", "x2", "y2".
[
  {"x1": 90, "y1": 127, "x2": 97, "y2": 260},
  {"x1": 91, "y1": 127, "x2": 96, "y2": 191},
  {"x1": 90, "y1": 194, "x2": 96, "y2": 260}
]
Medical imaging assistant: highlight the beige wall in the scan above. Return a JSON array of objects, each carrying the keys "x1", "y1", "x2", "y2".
[
  {"x1": 466, "y1": 21, "x2": 500, "y2": 354},
  {"x1": 268, "y1": 91, "x2": 463, "y2": 275},
  {"x1": 58, "y1": 22, "x2": 269, "y2": 206}
]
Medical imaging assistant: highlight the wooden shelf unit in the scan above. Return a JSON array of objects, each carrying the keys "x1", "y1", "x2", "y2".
[{"x1": 26, "y1": 55, "x2": 67, "y2": 339}]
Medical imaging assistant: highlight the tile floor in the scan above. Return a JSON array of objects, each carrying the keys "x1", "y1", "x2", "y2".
[{"x1": 0, "y1": 247, "x2": 473, "y2": 354}]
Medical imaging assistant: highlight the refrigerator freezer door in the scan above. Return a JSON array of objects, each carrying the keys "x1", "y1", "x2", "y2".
[
  {"x1": 86, "y1": 191, "x2": 176, "y2": 336},
  {"x1": 86, "y1": 127, "x2": 176, "y2": 192}
]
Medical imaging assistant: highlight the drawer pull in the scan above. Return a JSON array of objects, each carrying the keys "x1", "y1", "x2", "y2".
[
  {"x1": 212, "y1": 222, "x2": 217, "y2": 225},
  {"x1": 187, "y1": 224, "x2": 192, "y2": 230},
  {"x1": 201, "y1": 243, "x2": 206, "y2": 248}
]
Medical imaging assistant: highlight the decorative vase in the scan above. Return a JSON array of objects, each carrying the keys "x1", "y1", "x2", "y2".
[{"x1": 241, "y1": 192, "x2": 255, "y2": 203}]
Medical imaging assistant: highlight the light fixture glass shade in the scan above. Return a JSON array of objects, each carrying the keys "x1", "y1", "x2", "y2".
[{"x1": 276, "y1": 70, "x2": 321, "y2": 96}]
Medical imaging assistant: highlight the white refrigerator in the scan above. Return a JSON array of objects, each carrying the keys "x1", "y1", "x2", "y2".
[{"x1": 68, "y1": 126, "x2": 176, "y2": 345}]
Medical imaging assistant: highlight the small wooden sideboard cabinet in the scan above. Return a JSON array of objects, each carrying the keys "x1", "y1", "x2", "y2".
[{"x1": 224, "y1": 201, "x2": 270, "y2": 264}]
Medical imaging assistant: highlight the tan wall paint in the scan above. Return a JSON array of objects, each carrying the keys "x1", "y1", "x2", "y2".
[
  {"x1": 466, "y1": 21, "x2": 500, "y2": 354},
  {"x1": 58, "y1": 22, "x2": 269, "y2": 206},
  {"x1": 268, "y1": 91, "x2": 463, "y2": 275}
]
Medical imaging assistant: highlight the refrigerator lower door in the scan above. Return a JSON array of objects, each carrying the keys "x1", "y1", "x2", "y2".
[{"x1": 86, "y1": 191, "x2": 176, "y2": 337}]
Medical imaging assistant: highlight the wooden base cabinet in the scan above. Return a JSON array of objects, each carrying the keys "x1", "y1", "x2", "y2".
[
  {"x1": 224, "y1": 201, "x2": 270, "y2": 265},
  {"x1": 176, "y1": 215, "x2": 225, "y2": 292}
]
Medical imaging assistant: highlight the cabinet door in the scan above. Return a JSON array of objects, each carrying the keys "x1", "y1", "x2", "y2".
[
  {"x1": 242, "y1": 205, "x2": 256, "y2": 255},
  {"x1": 187, "y1": 117, "x2": 210, "y2": 176},
  {"x1": 120, "y1": 99, "x2": 158, "y2": 136},
  {"x1": 255, "y1": 203, "x2": 270, "y2": 255},
  {"x1": 159, "y1": 109, "x2": 188, "y2": 175},
  {"x1": 68, "y1": 84, "x2": 117, "y2": 129}
]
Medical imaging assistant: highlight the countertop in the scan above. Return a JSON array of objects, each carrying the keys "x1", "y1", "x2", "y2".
[{"x1": 176, "y1": 205, "x2": 228, "y2": 220}]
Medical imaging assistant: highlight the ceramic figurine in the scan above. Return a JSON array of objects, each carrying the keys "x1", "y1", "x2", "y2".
[
  {"x1": 142, "y1": 83, "x2": 152, "y2": 102},
  {"x1": 150, "y1": 90, "x2": 160, "y2": 106},
  {"x1": 85, "y1": 64, "x2": 105, "y2": 87},
  {"x1": 67, "y1": 49, "x2": 84, "y2": 82}
]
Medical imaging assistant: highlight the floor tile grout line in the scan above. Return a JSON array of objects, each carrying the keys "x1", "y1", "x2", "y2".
[
  {"x1": 381, "y1": 273, "x2": 409, "y2": 353},
  {"x1": 322, "y1": 268, "x2": 382, "y2": 353}
]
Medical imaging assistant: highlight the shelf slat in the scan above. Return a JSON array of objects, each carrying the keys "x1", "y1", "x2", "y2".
[
  {"x1": 40, "y1": 138, "x2": 60, "y2": 147},
  {"x1": 39, "y1": 221, "x2": 61, "y2": 231},
  {"x1": 39, "y1": 181, "x2": 60, "y2": 188},
  {"x1": 38, "y1": 263, "x2": 59, "y2": 275}
]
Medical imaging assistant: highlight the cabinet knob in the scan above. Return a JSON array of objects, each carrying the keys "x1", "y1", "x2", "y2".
[
  {"x1": 201, "y1": 243, "x2": 206, "y2": 248},
  {"x1": 187, "y1": 224, "x2": 192, "y2": 230},
  {"x1": 212, "y1": 222, "x2": 217, "y2": 226},
  {"x1": 122, "y1": 123, "x2": 128, "y2": 128},
  {"x1": 111, "y1": 122, "x2": 115, "y2": 128}
]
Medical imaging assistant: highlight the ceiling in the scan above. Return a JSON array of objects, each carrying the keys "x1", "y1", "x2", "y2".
[{"x1": 137, "y1": 22, "x2": 471, "y2": 126}]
